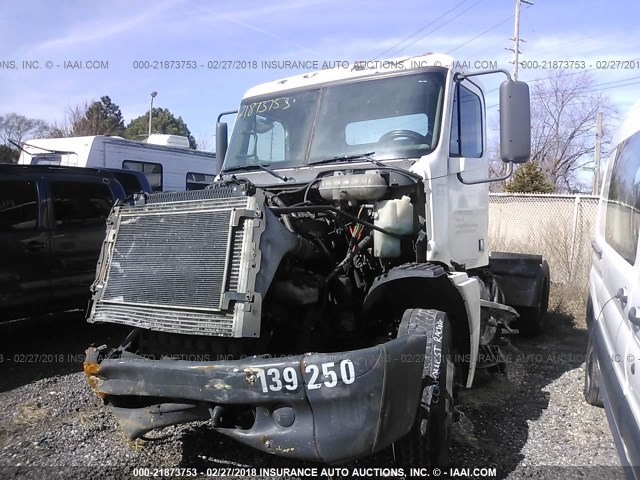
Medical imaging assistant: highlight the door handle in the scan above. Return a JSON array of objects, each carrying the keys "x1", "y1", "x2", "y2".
[
  {"x1": 591, "y1": 240, "x2": 603, "y2": 259},
  {"x1": 26, "y1": 241, "x2": 47, "y2": 252},
  {"x1": 629, "y1": 307, "x2": 640, "y2": 327},
  {"x1": 617, "y1": 287, "x2": 629, "y2": 310}
]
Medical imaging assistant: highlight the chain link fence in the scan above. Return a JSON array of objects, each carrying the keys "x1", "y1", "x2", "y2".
[{"x1": 488, "y1": 193, "x2": 599, "y2": 299}]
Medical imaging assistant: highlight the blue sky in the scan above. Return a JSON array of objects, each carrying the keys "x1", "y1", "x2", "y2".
[{"x1": 1, "y1": 0, "x2": 639, "y2": 150}]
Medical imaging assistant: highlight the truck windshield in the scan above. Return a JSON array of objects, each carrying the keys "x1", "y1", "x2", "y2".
[{"x1": 224, "y1": 70, "x2": 446, "y2": 171}]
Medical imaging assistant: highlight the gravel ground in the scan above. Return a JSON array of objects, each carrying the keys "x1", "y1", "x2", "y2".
[{"x1": 0, "y1": 296, "x2": 626, "y2": 479}]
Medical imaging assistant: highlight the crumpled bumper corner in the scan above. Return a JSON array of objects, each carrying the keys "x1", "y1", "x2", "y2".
[{"x1": 84, "y1": 334, "x2": 428, "y2": 464}]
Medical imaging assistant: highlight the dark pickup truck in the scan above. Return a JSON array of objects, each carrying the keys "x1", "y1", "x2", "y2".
[{"x1": 0, "y1": 165, "x2": 151, "y2": 322}]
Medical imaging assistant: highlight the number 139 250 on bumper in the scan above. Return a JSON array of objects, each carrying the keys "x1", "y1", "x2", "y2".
[{"x1": 84, "y1": 331, "x2": 427, "y2": 464}]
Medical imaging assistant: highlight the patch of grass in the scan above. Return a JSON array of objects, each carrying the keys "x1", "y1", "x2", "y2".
[
  {"x1": 548, "y1": 284, "x2": 587, "y2": 330},
  {"x1": 489, "y1": 200, "x2": 595, "y2": 311},
  {"x1": 78, "y1": 411, "x2": 95, "y2": 425},
  {"x1": 14, "y1": 401, "x2": 50, "y2": 425},
  {"x1": 124, "y1": 433, "x2": 146, "y2": 451}
]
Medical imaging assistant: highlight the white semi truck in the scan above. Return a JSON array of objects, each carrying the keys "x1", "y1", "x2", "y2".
[
  {"x1": 18, "y1": 134, "x2": 219, "y2": 191},
  {"x1": 83, "y1": 53, "x2": 550, "y2": 466}
]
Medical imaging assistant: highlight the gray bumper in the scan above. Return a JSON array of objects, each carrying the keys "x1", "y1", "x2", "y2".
[{"x1": 84, "y1": 334, "x2": 427, "y2": 464}]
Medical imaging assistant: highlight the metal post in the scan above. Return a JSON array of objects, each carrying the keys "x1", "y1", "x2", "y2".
[
  {"x1": 148, "y1": 91, "x2": 157, "y2": 138},
  {"x1": 513, "y1": 0, "x2": 522, "y2": 80},
  {"x1": 593, "y1": 111, "x2": 602, "y2": 195},
  {"x1": 569, "y1": 196, "x2": 581, "y2": 281},
  {"x1": 510, "y1": 0, "x2": 533, "y2": 81}
]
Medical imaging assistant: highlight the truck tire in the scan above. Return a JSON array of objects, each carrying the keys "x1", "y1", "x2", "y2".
[
  {"x1": 395, "y1": 309, "x2": 455, "y2": 466},
  {"x1": 518, "y1": 273, "x2": 550, "y2": 337}
]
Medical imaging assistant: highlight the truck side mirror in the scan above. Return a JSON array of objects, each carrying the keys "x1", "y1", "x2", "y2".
[
  {"x1": 216, "y1": 122, "x2": 228, "y2": 172},
  {"x1": 499, "y1": 80, "x2": 531, "y2": 163}
]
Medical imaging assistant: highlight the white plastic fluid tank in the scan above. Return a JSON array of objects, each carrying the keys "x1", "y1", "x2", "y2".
[
  {"x1": 318, "y1": 172, "x2": 387, "y2": 201},
  {"x1": 373, "y1": 195, "x2": 413, "y2": 258}
]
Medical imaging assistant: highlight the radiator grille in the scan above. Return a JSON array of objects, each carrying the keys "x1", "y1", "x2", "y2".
[
  {"x1": 146, "y1": 184, "x2": 243, "y2": 203},
  {"x1": 89, "y1": 192, "x2": 262, "y2": 337},
  {"x1": 93, "y1": 303, "x2": 236, "y2": 336},
  {"x1": 227, "y1": 225, "x2": 245, "y2": 292},
  {"x1": 102, "y1": 210, "x2": 232, "y2": 309}
]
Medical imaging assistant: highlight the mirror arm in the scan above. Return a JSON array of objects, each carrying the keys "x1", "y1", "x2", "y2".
[
  {"x1": 217, "y1": 110, "x2": 238, "y2": 123},
  {"x1": 456, "y1": 162, "x2": 513, "y2": 185},
  {"x1": 455, "y1": 69, "x2": 512, "y2": 82}
]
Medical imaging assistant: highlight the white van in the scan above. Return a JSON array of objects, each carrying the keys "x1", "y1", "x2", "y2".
[
  {"x1": 585, "y1": 102, "x2": 640, "y2": 476},
  {"x1": 18, "y1": 135, "x2": 219, "y2": 192}
]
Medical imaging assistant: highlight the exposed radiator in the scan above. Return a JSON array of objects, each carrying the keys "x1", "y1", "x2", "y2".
[{"x1": 88, "y1": 187, "x2": 266, "y2": 338}]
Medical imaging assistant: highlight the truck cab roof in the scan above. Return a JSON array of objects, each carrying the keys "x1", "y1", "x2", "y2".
[{"x1": 243, "y1": 53, "x2": 456, "y2": 99}]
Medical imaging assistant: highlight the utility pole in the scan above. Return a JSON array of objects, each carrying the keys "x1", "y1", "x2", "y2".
[
  {"x1": 506, "y1": 0, "x2": 533, "y2": 80},
  {"x1": 593, "y1": 111, "x2": 603, "y2": 195},
  {"x1": 148, "y1": 91, "x2": 157, "y2": 138}
]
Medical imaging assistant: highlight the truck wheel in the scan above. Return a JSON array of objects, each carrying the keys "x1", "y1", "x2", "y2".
[
  {"x1": 518, "y1": 274, "x2": 550, "y2": 337},
  {"x1": 584, "y1": 329, "x2": 604, "y2": 407},
  {"x1": 395, "y1": 309, "x2": 455, "y2": 466}
]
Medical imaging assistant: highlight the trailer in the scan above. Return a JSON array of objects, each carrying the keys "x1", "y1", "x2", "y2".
[{"x1": 18, "y1": 134, "x2": 219, "y2": 192}]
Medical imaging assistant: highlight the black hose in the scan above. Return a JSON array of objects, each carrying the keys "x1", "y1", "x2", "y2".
[
  {"x1": 270, "y1": 205, "x2": 405, "y2": 239},
  {"x1": 326, "y1": 235, "x2": 373, "y2": 283},
  {"x1": 311, "y1": 234, "x2": 335, "y2": 264},
  {"x1": 270, "y1": 195, "x2": 295, "y2": 232}
]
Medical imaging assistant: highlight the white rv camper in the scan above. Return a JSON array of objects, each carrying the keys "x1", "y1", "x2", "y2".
[{"x1": 18, "y1": 135, "x2": 219, "y2": 192}]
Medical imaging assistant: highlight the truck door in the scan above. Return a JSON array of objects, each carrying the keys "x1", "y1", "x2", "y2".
[
  {"x1": 0, "y1": 176, "x2": 51, "y2": 319},
  {"x1": 593, "y1": 129, "x2": 640, "y2": 466},
  {"x1": 447, "y1": 79, "x2": 488, "y2": 269},
  {"x1": 48, "y1": 177, "x2": 116, "y2": 308}
]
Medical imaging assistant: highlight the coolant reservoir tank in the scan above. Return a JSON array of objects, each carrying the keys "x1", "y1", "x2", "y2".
[
  {"x1": 318, "y1": 172, "x2": 387, "y2": 201},
  {"x1": 373, "y1": 195, "x2": 413, "y2": 258}
]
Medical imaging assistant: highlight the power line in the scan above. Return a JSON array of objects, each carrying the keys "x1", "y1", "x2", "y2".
[
  {"x1": 373, "y1": 0, "x2": 472, "y2": 60},
  {"x1": 383, "y1": 0, "x2": 485, "y2": 59},
  {"x1": 527, "y1": 33, "x2": 612, "y2": 59},
  {"x1": 573, "y1": 75, "x2": 640, "y2": 90},
  {"x1": 559, "y1": 78, "x2": 640, "y2": 96},
  {"x1": 529, "y1": 72, "x2": 640, "y2": 94},
  {"x1": 447, "y1": 15, "x2": 513, "y2": 55},
  {"x1": 452, "y1": 0, "x2": 538, "y2": 62},
  {"x1": 487, "y1": 77, "x2": 640, "y2": 109},
  {"x1": 484, "y1": 57, "x2": 640, "y2": 95}
]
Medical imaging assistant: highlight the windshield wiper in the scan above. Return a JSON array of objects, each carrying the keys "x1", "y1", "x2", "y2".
[
  {"x1": 222, "y1": 164, "x2": 293, "y2": 182},
  {"x1": 310, "y1": 152, "x2": 377, "y2": 166}
]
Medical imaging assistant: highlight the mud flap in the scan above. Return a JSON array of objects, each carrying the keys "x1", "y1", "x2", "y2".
[{"x1": 489, "y1": 252, "x2": 550, "y2": 309}]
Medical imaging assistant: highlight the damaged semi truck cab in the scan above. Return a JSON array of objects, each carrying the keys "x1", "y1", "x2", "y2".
[{"x1": 84, "y1": 53, "x2": 549, "y2": 465}]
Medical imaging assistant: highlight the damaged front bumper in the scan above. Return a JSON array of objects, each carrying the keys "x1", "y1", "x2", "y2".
[{"x1": 84, "y1": 334, "x2": 427, "y2": 464}]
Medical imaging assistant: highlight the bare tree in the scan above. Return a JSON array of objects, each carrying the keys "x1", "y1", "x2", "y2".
[
  {"x1": 47, "y1": 96, "x2": 125, "y2": 138},
  {"x1": 195, "y1": 133, "x2": 213, "y2": 152},
  {"x1": 0, "y1": 113, "x2": 49, "y2": 145},
  {"x1": 530, "y1": 70, "x2": 616, "y2": 192},
  {"x1": 47, "y1": 103, "x2": 91, "y2": 137},
  {"x1": 487, "y1": 132, "x2": 508, "y2": 192}
]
